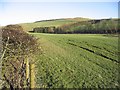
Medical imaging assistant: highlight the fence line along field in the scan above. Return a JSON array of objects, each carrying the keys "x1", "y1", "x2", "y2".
[{"x1": 31, "y1": 33, "x2": 119, "y2": 88}]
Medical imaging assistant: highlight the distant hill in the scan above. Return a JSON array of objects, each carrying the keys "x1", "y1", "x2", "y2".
[
  {"x1": 1, "y1": 17, "x2": 118, "y2": 34},
  {"x1": 19, "y1": 17, "x2": 90, "y2": 32},
  {"x1": 31, "y1": 18, "x2": 118, "y2": 34}
]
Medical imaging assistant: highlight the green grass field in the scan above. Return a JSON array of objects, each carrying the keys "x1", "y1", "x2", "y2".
[
  {"x1": 31, "y1": 33, "x2": 118, "y2": 88},
  {"x1": 20, "y1": 18, "x2": 90, "y2": 31}
]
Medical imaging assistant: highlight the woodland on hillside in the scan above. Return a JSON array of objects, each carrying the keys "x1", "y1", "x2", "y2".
[{"x1": 32, "y1": 19, "x2": 119, "y2": 34}]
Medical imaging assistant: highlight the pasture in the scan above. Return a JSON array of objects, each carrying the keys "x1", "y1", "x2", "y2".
[
  {"x1": 20, "y1": 18, "x2": 90, "y2": 31},
  {"x1": 31, "y1": 33, "x2": 119, "y2": 88}
]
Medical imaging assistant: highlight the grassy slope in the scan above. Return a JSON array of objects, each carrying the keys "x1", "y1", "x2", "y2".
[
  {"x1": 31, "y1": 33, "x2": 118, "y2": 88},
  {"x1": 20, "y1": 17, "x2": 90, "y2": 32}
]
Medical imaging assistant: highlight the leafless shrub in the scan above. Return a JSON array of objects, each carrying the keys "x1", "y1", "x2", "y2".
[{"x1": 1, "y1": 25, "x2": 39, "y2": 89}]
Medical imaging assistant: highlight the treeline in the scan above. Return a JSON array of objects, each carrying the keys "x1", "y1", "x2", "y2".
[
  {"x1": 31, "y1": 19, "x2": 119, "y2": 34},
  {"x1": 32, "y1": 26, "x2": 65, "y2": 34}
]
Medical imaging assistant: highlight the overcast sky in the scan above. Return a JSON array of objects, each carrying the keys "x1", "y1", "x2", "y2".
[{"x1": 0, "y1": 0, "x2": 119, "y2": 26}]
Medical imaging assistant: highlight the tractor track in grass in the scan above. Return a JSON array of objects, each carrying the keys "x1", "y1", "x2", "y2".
[
  {"x1": 81, "y1": 41, "x2": 116, "y2": 55},
  {"x1": 68, "y1": 42, "x2": 119, "y2": 63},
  {"x1": 33, "y1": 34, "x2": 118, "y2": 88},
  {"x1": 68, "y1": 39, "x2": 116, "y2": 55}
]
